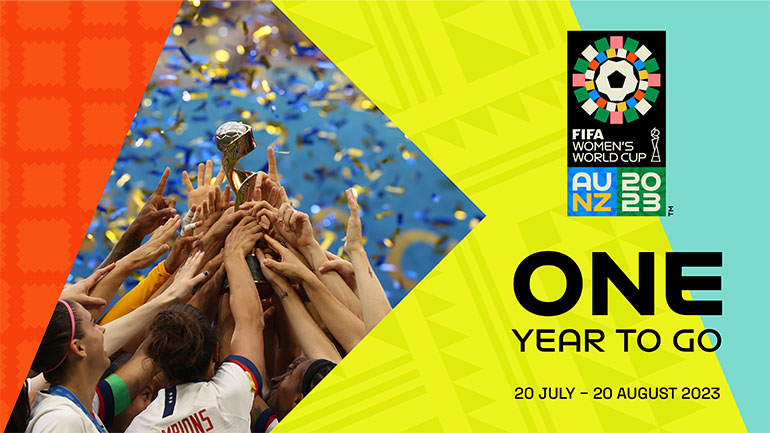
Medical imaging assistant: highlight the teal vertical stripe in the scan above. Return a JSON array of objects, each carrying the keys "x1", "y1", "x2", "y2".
[{"x1": 570, "y1": 2, "x2": 769, "y2": 432}]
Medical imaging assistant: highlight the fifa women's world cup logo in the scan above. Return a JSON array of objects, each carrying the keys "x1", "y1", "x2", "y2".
[
  {"x1": 572, "y1": 36, "x2": 661, "y2": 125},
  {"x1": 567, "y1": 31, "x2": 666, "y2": 217}
]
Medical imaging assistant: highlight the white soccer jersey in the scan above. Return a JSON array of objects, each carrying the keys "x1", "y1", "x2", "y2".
[
  {"x1": 126, "y1": 356, "x2": 261, "y2": 433},
  {"x1": 26, "y1": 389, "x2": 107, "y2": 433}
]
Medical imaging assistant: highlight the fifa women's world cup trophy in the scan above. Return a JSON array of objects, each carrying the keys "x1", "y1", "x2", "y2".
[
  {"x1": 215, "y1": 121, "x2": 270, "y2": 293},
  {"x1": 215, "y1": 121, "x2": 261, "y2": 207},
  {"x1": 651, "y1": 127, "x2": 661, "y2": 163}
]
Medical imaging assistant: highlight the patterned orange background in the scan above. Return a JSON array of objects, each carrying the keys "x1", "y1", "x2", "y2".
[{"x1": 0, "y1": 2, "x2": 180, "y2": 428}]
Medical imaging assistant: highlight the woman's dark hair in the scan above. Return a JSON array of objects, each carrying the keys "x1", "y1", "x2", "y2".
[
  {"x1": 5, "y1": 381, "x2": 30, "y2": 433},
  {"x1": 101, "y1": 350, "x2": 132, "y2": 381},
  {"x1": 31, "y1": 300, "x2": 84, "y2": 383},
  {"x1": 301, "y1": 360, "x2": 336, "y2": 396},
  {"x1": 146, "y1": 305, "x2": 217, "y2": 384}
]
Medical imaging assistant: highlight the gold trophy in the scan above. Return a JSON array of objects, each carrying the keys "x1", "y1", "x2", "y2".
[
  {"x1": 215, "y1": 121, "x2": 260, "y2": 209},
  {"x1": 215, "y1": 121, "x2": 269, "y2": 294}
]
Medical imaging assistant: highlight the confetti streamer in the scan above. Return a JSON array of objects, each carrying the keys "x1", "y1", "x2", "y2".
[{"x1": 73, "y1": 0, "x2": 480, "y2": 305}]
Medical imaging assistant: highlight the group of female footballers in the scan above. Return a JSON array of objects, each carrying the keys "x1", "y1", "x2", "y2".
[{"x1": 7, "y1": 147, "x2": 392, "y2": 432}]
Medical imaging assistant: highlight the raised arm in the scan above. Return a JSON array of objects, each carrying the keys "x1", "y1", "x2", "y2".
[
  {"x1": 60, "y1": 263, "x2": 115, "y2": 310},
  {"x1": 194, "y1": 207, "x2": 250, "y2": 268},
  {"x1": 217, "y1": 292, "x2": 235, "y2": 369},
  {"x1": 257, "y1": 204, "x2": 362, "y2": 318},
  {"x1": 88, "y1": 215, "x2": 181, "y2": 318},
  {"x1": 182, "y1": 160, "x2": 226, "y2": 209},
  {"x1": 102, "y1": 251, "x2": 208, "y2": 355},
  {"x1": 99, "y1": 167, "x2": 176, "y2": 269},
  {"x1": 223, "y1": 216, "x2": 267, "y2": 384},
  {"x1": 343, "y1": 188, "x2": 392, "y2": 332},
  {"x1": 100, "y1": 227, "x2": 202, "y2": 325},
  {"x1": 256, "y1": 248, "x2": 342, "y2": 362},
  {"x1": 187, "y1": 256, "x2": 226, "y2": 323},
  {"x1": 262, "y1": 234, "x2": 365, "y2": 353},
  {"x1": 318, "y1": 251, "x2": 358, "y2": 297},
  {"x1": 199, "y1": 182, "x2": 232, "y2": 235}
]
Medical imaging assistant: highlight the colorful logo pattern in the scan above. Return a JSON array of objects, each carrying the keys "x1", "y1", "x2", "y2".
[{"x1": 572, "y1": 36, "x2": 661, "y2": 125}]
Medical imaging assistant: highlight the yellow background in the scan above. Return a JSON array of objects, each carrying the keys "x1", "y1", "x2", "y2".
[{"x1": 271, "y1": 1, "x2": 745, "y2": 431}]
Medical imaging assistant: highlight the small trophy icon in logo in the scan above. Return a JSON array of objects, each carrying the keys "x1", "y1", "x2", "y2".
[{"x1": 651, "y1": 127, "x2": 661, "y2": 163}]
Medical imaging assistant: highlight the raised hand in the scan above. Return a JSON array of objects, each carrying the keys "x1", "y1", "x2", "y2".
[
  {"x1": 256, "y1": 203, "x2": 316, "y2": 249},
  {"x1": 224, "y1": 216, "x2": 263, "y2": 259},
  {"x1": 256, "y1": 248, "x2": 289, "y2": 289},
  {"x1": 264, "y1": 178, "x2": 289, "y2": 208},
  {"x1": 344, "y1": 188, "x2": 364, "y2": 253},
  {"x1": 97, "y1": 168, "x2": 176, "y2": 269},
  {"x1": 181, "y1": 205, "x2": 201, "y2": 237},
  {"x1": 165, "y1": 233, "x2": 201, "y2": 274},
  {"x1": 60, "y1": 263, "x2": 116, "y2": 308},
  {"x1": 240, "y1": 199, "x2": 277, "y2": 214},
  {"x1": 132, "y1": 167, "x2": 177, "y2": 237},
  {"x1": 256, "y1": 199, "x2": 363, "y2": 318},
  {"x1": 187, "y1": 257, "x2": 226, "y2": 321},
  {"x1": 198, "y1": 251, "x2": 224, "y2": 285},
  {"x1": 263, "y1": 231, "x2": 366, "y2": 353},
  {"x1": 254, "y1": 147, "x2": 290, "y2": 206},
  {"x1": 202, "y1": 207, "x2": 250, "y2": 246},
  {"x1": 200, "y1": 183, "x2": 232, "y2": 234},
  {"x1": 244, "y1": 179, "x2": 261, "y2": 203},
  {"x1": 163, "y1": 251, "x2": 209, "y2": 302},
  {"x1": 267, "y1": 146, "x2": 279, "y2": 184},
  {"x1": 254, "y1": 175, "x2": 289, "y2": 208},
  {"x1": 182, "y1": 160, "x2": 226, "y2": 209},
  {"x1": 318, "y1": 251, "x2": 357, "y2": 293},
  {"x1": 261, "y1": 234, "x2": 314, "y2": 281},
  {"x1": 101, "y1": 251, "x2": 209, "y2": 355},
  {"x1": 89, "y1": 215, "x2": 180, "y2": 317},
  {"x1": 341, "y1": 187, "x2": 392, "y2": 332},
  {"x1": 267, "y1": 146, "x2": 292, "y2": 206},
  {"x1": 124, "y1": 215, "x2": 181, "y2": 270}
]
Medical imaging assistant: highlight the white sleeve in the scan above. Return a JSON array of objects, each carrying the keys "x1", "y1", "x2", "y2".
[
  {"x1": 266, "y1": 418, "x2": 279, "y2": 432},
  {"x1": 210, "y1": 362, "x2": 255, "y2": 418},
  {"x1": 27, "y1": 409, "x2": 88, "y2": 433}
]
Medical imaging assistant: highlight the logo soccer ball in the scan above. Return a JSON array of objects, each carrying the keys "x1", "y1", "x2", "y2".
[{"x1": 595, "y1": 60, "x2": 638, "y2": 102}]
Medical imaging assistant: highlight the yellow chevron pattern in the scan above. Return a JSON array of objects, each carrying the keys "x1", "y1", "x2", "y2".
[{"x1": 272, "y1": 1, "x2": 746, "y2": 431}]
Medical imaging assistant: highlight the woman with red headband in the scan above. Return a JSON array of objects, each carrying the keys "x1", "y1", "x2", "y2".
[
  {"x1": 24, "y1": 251, "x2": 208, "y2": 433},
  {"x1": 26, "y1": 299, "x2": 112, "y2": 432}
]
